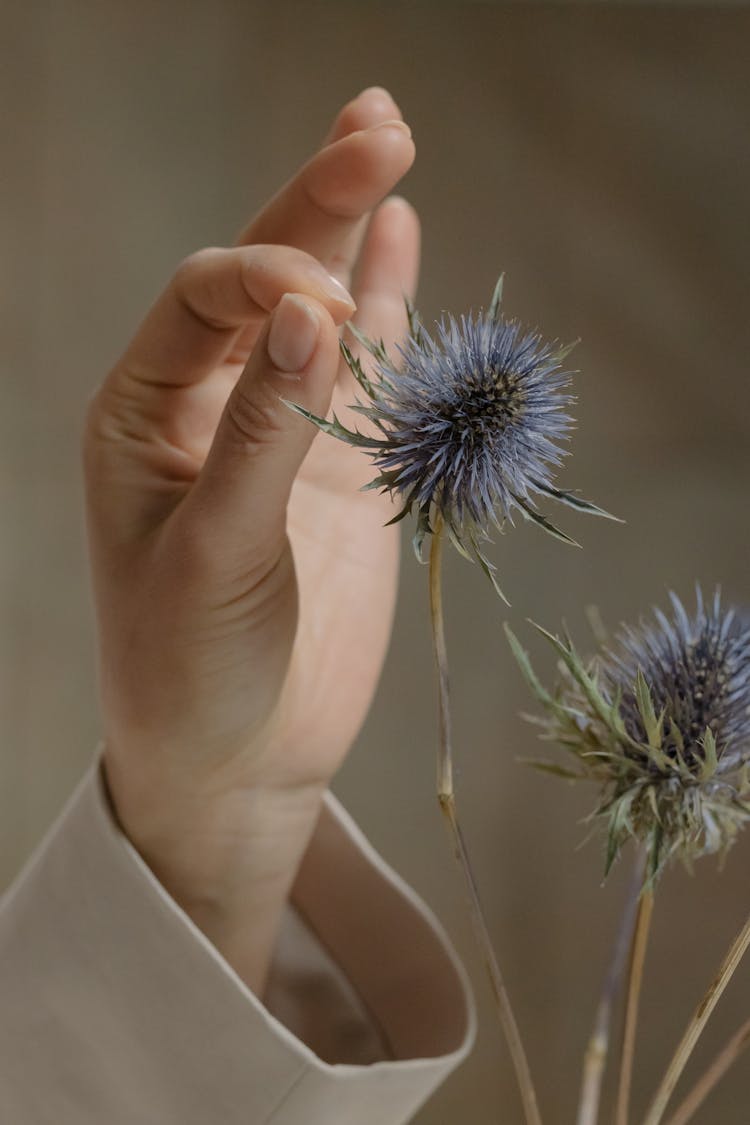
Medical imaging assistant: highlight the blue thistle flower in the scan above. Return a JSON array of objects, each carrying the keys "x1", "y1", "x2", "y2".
[
  {"x1": 286, "y1": 277, "x2": 616, "y2": 599},
  {"x1": 506, "y1": 589, "x2": 750, "y2": 882}
]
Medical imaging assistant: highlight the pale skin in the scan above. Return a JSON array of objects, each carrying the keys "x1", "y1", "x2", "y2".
[{"x1": 84, "y1": 87, "x2": 419, "y2": 994}]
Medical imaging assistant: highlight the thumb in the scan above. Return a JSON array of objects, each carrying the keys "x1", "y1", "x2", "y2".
[{"x1": 181, "y1": 292, "x2": 340, "y2": 566}]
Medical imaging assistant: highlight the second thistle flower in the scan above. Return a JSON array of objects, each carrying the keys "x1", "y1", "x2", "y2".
[
  {"x1": 285, "y1": 277, "x2": 616, "y2": 598},
  {"x1": 507, "y1": 589, "x2": 750, "y2": 883}
]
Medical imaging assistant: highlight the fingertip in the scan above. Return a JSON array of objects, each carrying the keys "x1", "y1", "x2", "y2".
[
  {"x1": 369, "y1": 195, "x2": 421, "y2": 263},
  {"x1": 354, "y1": 86, "x2": 402, "y2": 121},
  {"x1": 266, "y1": 294, "x2": 340, "y2": 420},
  {"x1": 349, "y1": 196, "x2": 421, "y2": 335},
  {"x1": 299, "y1": 270, "x2": 356, "y2": 324},
  {"x1": 304, "y1": 125, "x2": 415, "y2": 222},
  {"x1": 357, "y1": 85, "x2": 397, "y2": 107},
  {"x1": 267, "y1": 294, "x2": 323, "y2": 374},
  {"x1": 328, "y1": 86, "x2": 402, "y2": 141},
  {"x1": 323, "y1": 273, "x2": 358, "y2": 323},
  {"x1": 359, "y1": 120, "x2": 416, "y2": 176},
  {"x1": 283, "y1": 293, "x2": 341, "y2": 374},
  {"x1": 380, "y1": 194, "x2": 420, "y2": 226},
  {"x1": 237, "y1": 246, "x2": 355, "y2": 325},
  {"x1": 298, "y1": 292, "x2": 340, "y2": 336}
]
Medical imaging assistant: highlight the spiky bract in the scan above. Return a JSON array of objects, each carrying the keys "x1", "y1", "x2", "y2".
[
  {"x1": 285, "y1": 277, "x2": 615, "y2": 598},
  {"x1": 507, "y1": 589, "x2": 750, "y2": 883}
]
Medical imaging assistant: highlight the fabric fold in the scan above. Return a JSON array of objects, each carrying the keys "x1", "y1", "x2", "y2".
[{"x1": 0, "y1": 758, "x2": 475, "y2": 1124}]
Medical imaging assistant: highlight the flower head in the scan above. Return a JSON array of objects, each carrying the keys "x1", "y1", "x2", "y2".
[
  {"x1": 507, "y1": 589, "x2": 750, "y2": 882},
  {"x1": 286, "y1": 277, "x2": 615, "y2": 599}
]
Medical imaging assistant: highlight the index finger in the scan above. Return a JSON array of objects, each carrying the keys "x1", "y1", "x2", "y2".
[{"x1": 111, "y1": 244, "x2": 354, "y2": 390}]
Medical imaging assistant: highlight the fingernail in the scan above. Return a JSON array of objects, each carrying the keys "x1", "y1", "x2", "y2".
[
  {"x1": 322, "y1": 271, "x2": 356, "y2": 310},
  {"x1": 370, "y1": 118, "x2": 412, "y2": 139},
  {"x1": 268, "y1": 294, "x2": 320, "y2": 373}
]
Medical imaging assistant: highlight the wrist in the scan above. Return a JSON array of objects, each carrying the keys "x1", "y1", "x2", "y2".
[{"x1": 102, "y1": 752, "x2": 327, "y2": 994}]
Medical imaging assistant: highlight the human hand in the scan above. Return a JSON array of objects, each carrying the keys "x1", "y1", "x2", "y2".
[{"x1": 83, "y1": 88, "x2": 419, "y2": 990}]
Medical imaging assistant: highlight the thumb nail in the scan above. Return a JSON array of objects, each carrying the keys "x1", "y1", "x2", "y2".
[{"x1": 268, "y1": 294, "x2": 320, "y2": 373}]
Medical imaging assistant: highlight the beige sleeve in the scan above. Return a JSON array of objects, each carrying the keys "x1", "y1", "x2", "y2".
[{"x1": 0, "y1": 759, "x2": 475, "y2": 1124}]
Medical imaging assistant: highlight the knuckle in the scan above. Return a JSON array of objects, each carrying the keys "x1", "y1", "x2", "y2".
[
  {"x1": 82, "y1": 384, "x2": 104, "y2": 439},
  {"x1": 82, "y1": 369, "x2": 158, "y2": 447},
  {"x1": 174, "y1": 246, "x2": 224, "y2": 285},
  {"x1": 172, "y1": 246, "x2": 282, "y2": 337},
  {"x1": 81, "y1": 379, "x2": 125, "y2": 451},
  {"x1": 81, "y1": 389, "x2": 106, "y2": 467},
  {"x1": 225, "y1": 381, "x2": 284, "y2": 449},
  {"x1": 242, "y1": 243, "x2": 318, "y2": 282},
  {"x1": 173, "y1": 248, "x2": 229, "y2": 327},
  {"x1": 169, "y1": 508, "x2": 286, "y2": 597}
]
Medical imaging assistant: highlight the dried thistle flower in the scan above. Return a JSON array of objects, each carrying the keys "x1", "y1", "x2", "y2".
[
  {"x1": 286, "y1": 277, "x2": 616, "y2": 599},
  {"x1": 506, "y1": 589, "x2": 750, "y2": 882}
]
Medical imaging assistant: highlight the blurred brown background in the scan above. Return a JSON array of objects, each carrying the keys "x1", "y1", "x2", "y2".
[{"x1": 2, "y1": 3, "x2": 750, "y2": 1122}]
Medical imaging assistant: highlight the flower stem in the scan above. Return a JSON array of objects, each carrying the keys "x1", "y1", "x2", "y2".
[
  {"x1": 430, "y1": 521, "x2": 453, "y2": 802},
  {"x1": 428, "y1": 522, "x2": 543, "y2": 1125},
  {"x1": 576, "y1": 852, "x2": 646, "y2": 1125},
  {"x1": 663, "y1": 1017, "x2": 750, "y2": 1125},
  {"x1": 614, "y1": 884, "x2": 654, "y2": 1125},
  {"x1": 642, "y1": 910, "x2": 750, "y2": 1125}
]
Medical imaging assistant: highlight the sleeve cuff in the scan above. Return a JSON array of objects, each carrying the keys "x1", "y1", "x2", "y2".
[{"x1": 0, "y1": 757, "x2": 475, "y2": 1125}]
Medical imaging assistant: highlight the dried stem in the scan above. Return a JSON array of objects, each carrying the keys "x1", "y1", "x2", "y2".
[
  {"x1": 642, "y1": 910, "x2": 750, "y2": 1125},
  {"x1": 428, "y1": 521, "x2": 542, "y2": 1125},
  {"x1": 664, "y1": 1017, "x2": 750, "y2": 1125},
  {"x1": 430, "y1": 521, "x2": 453, "y2": 802},
  {"x1": 614, "y1": 885, "x2": 654, "y2": 1125},
  {"x1": 576, "y1": 852, "x2": 646, "y2": 1125}
]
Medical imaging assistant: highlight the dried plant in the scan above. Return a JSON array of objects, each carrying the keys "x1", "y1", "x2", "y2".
[
  {"x1": 287, "y1": 277, "x2": 613, "y2": 1125},
  {"x1": 285, "y1": 276, "x2": 615, "y2": 602},
  {"x1": 506, "y1": 589, "x2": 750, "y2": 884},
  {"x1": 508, "y1": 590, "x2": 750, "y2": 1125}
]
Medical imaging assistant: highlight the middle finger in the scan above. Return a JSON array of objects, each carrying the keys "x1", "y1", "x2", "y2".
[{"x1": 236, "y1": 96, "x2": 414, "y2": 282}]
